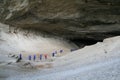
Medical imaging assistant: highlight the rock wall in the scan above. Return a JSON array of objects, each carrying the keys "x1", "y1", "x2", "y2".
[{"x1": 0, "y1": 0, "x2": 120, "y2": 41}]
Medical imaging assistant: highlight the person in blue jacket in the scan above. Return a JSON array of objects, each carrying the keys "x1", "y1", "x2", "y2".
[
  {"x1": 33, "y1": 55, "x2": 36, "y2": 61},
  {"x1": 60, "y1": 50, "x2": 63, "y2": 53},
  {"x1": 19, "y1": 54, "x2": 22, "y2": 60},
  {"x1": 16, "y1": 54, "x2": 22, "y2": 62},
  {"x1": 28, "y1": 55, "x2": 31, "y2": 60},
  {"x1": 40, "y1": 54, "x2": 42, "y2": 60},
  {"x1": 52, "y1": 53, "x2": 55, "y2": 57}
]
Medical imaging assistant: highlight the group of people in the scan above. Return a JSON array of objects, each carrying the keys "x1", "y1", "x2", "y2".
[
  {"x1": 28, "y1": 54, "x2": 48, "y2": 61},
  {"x1": 18, "y1": 50, "x2": 64, "y2": 61},
  {"x1": 18, "y1": 49, "x2": 77, "y2": 61}
]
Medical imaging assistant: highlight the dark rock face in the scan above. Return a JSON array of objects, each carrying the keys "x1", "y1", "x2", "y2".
[{"x1": 0, "y1": 0, "x2": 120, "y2": 41}]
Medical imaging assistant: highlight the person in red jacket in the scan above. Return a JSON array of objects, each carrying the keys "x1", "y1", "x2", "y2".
[{"x1": 44, "y1": 54, "x2": 48, "y2": 60}]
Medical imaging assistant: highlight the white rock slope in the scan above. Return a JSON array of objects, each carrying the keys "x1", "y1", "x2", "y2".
[{"x1": 0, "y1": 23, "x2": 120, "y2": 80}]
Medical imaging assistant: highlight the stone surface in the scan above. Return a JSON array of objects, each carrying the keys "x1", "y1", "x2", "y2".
[{"x1": 0, "y1": 0, "x2": 120, "y2": 40}]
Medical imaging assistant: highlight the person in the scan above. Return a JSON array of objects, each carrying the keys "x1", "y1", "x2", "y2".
[
  {"x1": 60, "y1": 50, "x2": 63, "y2": 53},
  {"x1": 40, "y1": 54, "x2": 42, "y2": 60},
  {"x1": 52, "y1": 53, "x2": 55, "y2": 57},
  {"x1": 28, "y1": 55, "x2": 32, "y2": 60},
  {"x1": 44, "y1": 54, "x2": 48, "y2": 60},
  {"x1": 19, "y1": 54, "x2": 22, "y2": 60},
  {"x1": 16, "y1": 54, "x2": 22, "y2": 62},
  {"x1": 33, "y1": 55, "x2": 36, "y2": 61}
]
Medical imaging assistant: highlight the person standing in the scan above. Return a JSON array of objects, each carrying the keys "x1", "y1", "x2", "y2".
[
  {"x1": 16, "y1": 54, "x2": 22, "y2": 62},
  {"x1": 52, "y1": 53, "x2": 55, "y2": 57},
  {"x1": 28, "y1": 55, "x2": 32, "y2": 60},
  {"x1": 60, "y1": 50, "x2": 63, "y2": 53},
  {"x1": 40, "y1": 54, "x2": 42, "y2": 60},
  {"x1": 44, "y1": 54, "x2": 48, "y2": 60},
  {"x1": 19, "y1": 54, "x2": 22, "y2": 60},
  {"x1": 33, "y1": 55, "x2": 36, "y2": 61}
]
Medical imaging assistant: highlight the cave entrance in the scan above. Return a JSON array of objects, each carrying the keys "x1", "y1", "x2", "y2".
[{"x1": 70, "y1": 38, "x2": 103, "y2": 48}]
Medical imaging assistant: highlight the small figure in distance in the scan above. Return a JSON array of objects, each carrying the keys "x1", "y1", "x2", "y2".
[
  {"x1": 33, "y1": 55, "x2": 36, "y2": 61},
  {"x1": 60, "y1": 50, "x2": 63, "y2": 53},
  {"x1": 52, "y1": 53, "x2": 55, "y2": 57},
  {"x1": 44, "y1": 54, "x2": 48, "y2": 60},
  {"x1": 40, "y1": 54, "x2": 42, "y2": 60},
  {"x1": 28, "y1": 55, "x2": 32, "y2": 61},
  {"x1": 16, "y1": 54, "x2": 22, "y2": 63}
]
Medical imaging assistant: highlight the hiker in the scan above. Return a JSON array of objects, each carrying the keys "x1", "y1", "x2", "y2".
[
  {"x1": 44, "y1": 54, "x2": 48, "y2": 60},
  {"x1": 33, "y1": 55, "x2": 36, "y2": 61},
  {"x1": 16, "y1": 54, "x2": 22, "y2": 62},
  {"x1": 19, "y1": 54, "x2": 22, "y2": 60},
  {"x1": 40, "y1": 54, "x2": 42, "y2": 60},
  {"x1": 52, "y1": 53, "x2": 55, "y2": 57},
  {"x1": 60, "y1": 50, "x2": 63, "y2": 53},
  {"x1": 28, "y1": 55, "x2": 32, "y2": 60}
]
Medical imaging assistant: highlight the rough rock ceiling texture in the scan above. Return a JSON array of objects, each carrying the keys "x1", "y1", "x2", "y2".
[{"x1": 0, "y1": 0, "x2": 120, "y2": 40}]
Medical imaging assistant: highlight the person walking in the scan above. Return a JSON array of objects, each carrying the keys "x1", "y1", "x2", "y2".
[
  {"x1": 28, "y1": 55, "x2": 32, "y2": 60},
  {"x1": 19, "y1": 54, "x2": 22, "y2": 60},
  {"x1": 44, "y1": 54, "x2": 48, "y2": 60},
  {"x1": 40, "y1": 54, "x2": 42, "y2": 60},
  {"x1": 16, "y1": 54, "x2": 22, "y2": 62},
  {"x1": 52, "y1": 53, "x2": 55, "y2": 57},
  {"x1": 33, "y1": 55, "x2": 36, "y2": 61},
  {"x1": 60, "y1": 50, "x2": 63, "y2": 53}
]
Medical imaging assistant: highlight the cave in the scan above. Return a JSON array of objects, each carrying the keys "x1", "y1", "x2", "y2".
[{"x1": 70, "y1": 38, "x2": 103, "y2": 48}]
